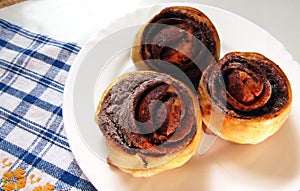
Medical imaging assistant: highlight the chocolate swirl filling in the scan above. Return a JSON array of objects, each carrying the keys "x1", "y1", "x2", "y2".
[
  {"x1": 204, "y1": 52, "x2": 290, "y2": 118},
  {"x1": 97, "y1": 72, "x2": 197, "y2": 156},
  {"x1": 138, "y1": 6, "x2": 220, "y2": 87}
]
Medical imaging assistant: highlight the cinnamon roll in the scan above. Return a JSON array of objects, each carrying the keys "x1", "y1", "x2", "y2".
[
  {"x1": 95, "y1": 71, "x2": 202, "y2": 177},
  {"x1": 131, "y1": 6, "x2": 220, "y2": 87},
  {"x1": 199, "y1": 52, "x2": 292, "y2": 144}
]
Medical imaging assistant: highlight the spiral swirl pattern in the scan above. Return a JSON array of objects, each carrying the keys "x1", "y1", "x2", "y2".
[
  {"x1": 97, "y1": 72, "x2": 198, "y2": 156},
  {"x1": 203, "y1": 52, "x2": 291, "y2": 118},
  {"x1": 132, "y1": 6, "x2": 220, "y2": 87}
]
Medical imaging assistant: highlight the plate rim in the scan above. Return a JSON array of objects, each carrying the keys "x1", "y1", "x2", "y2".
[{"x1": 62, "y1": 2, "x2": 300, "y2": 190}]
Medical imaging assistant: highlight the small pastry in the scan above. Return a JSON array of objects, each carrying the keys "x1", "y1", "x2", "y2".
[
  {"x1": 131, "y1": 6, "x2": 220, "y2": 87},
  {"x1": 95, "y1": 71, "x2": 202, "y2": 177},
  {"x1": 198, "y1": 52, "x2": 292, "y2": 144}
]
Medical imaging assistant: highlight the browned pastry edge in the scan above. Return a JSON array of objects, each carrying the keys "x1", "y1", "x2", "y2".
[
  {"x1": 131, "y1": 6, "x2": 220, "y2": 87},
  {"x1": 198, "y1": 52, "x2": 292, "y2": 144},
  {"x1": 95, "y1": 71, "x2": 202, "y2": 177},
  {"x1": 0, "y1": 0, "x2": 25, "y2": 8}
]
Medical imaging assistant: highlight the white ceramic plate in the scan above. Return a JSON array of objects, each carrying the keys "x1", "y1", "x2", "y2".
[{"x1": 63, "y1": 3, "x2": 300, "y2": 191}]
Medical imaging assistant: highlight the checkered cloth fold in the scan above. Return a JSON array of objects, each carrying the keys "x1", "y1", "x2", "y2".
[{"x1": 0, "y1": 19, "x2": 96, "y2": 190}]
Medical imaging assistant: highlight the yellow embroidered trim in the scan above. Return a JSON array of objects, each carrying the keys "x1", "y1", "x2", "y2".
[
  {"x1": 33, "y1": 183, "x2": 55, "y2": 191},
  {"x1": 2, "y1": 168, "x2": 27, "y2": 191},
  {"x1": 1, "y1": 158, "x2": 55, "y2": 191},
  {"x1": 1, "y1": 158, "x2": 12, "y2": 169},
  {"x1": 30, "y1": 174, "x2": 42, "y2": 184}
]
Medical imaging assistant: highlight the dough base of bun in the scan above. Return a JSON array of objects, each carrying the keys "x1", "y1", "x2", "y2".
[
  {"x1": 96, "y1": 71, "x2": 202, "y2": 177},
  {"x1": 198, "y1": 53, "x2": 293, "y2": 144},
  {"x1": 107, "y1": 123, "x2": 202, "y2": 177},
  {"x1": 200, "y1": 103, "x2": 292, "y2": 145}
]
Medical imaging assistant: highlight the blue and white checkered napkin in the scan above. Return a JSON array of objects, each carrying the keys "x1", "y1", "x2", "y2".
[{"x1": 0, "y1": 19, "x2": 96, "y2": 190}]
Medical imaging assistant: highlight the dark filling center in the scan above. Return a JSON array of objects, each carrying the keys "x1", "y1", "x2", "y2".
[
  {"x1": 206, "y1": 54, "x2": 289, "y2": 118},
  {"x1": 139, "y1": 8, "x2": 218, "y2": 87},
  {"x1": 97, "y1": 73, "x2": 196, "y2": 156}
]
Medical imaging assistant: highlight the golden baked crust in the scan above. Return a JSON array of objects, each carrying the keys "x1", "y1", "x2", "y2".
[
  {"x1": 198, "y1": 52, "x2": 292, "y2": 144},
  {"x1": 95, "y1": 71, "x2": 202, "y2": 177},
  {"x1": 131, "y1": 6, "x2": 220, "y2": 87},
  {"x1": 106, "y1": 118, "x2": 202, "y2": 177}
]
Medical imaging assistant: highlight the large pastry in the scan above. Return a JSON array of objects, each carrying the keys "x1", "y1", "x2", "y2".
[
  {"x1": 131, "y1": 6, "x2": 220, "y2": 87},
  {"x1": 198, "y1": 52, "x2": 292, "y2": 144},
  {"x1": 95, "y1": 71, "x2": 202, "y2": 177}
]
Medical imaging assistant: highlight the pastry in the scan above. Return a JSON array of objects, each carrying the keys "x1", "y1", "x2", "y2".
[
  {"x1": 95, "y1": 71, "x2": 202, "y2": 177},
  {"x1": 131, "y1": 6, "x2": 220, "y2": 87},
  {"x1": 198, "y1": 52, "x2": 292, "y2": 144}
]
